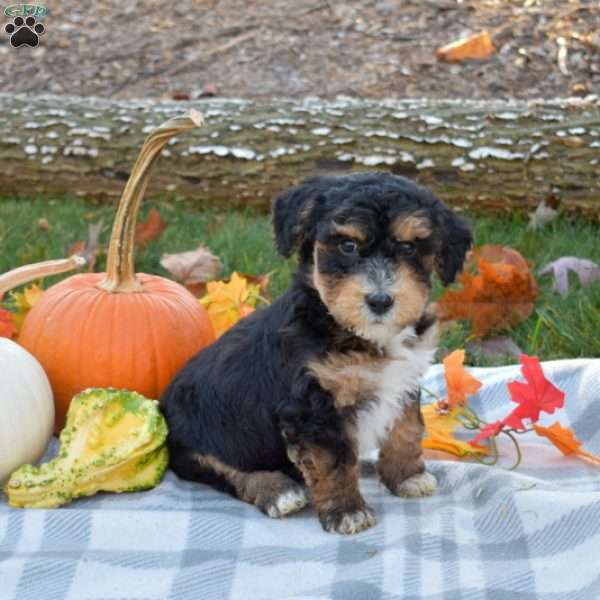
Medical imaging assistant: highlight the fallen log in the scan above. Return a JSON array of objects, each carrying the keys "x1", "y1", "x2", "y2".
[{"x1": 1, "y1": 94, "x2": 600, "y2": 219}]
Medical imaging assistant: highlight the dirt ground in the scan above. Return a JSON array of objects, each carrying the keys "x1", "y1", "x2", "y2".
[{"x1": 1, "y1": 0, "x2": 599, "y2": 101}]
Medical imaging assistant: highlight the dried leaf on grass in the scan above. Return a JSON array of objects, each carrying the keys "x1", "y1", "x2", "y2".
[
  {"x1": 527, "y1": 199, "x2": 559, "y2": 230},
  {"x1": 466, "y1": 336, "x2": 523, "y2": 361},
  {"x1": 436, "y1": 31, "x2": 495, "y2": 62},
  {"x1": 437, "y1": 245, "x2": 538, "y2": 338},
  {"x1": 160, "y1": 246, "x2": 223, "y2": 297},
  {"x1": 67, "y1": 220, "x2": 104, "y2": 272},
  {"x1": 539, "y1": 257, "x2": 600, "y2": 297},
  {"x1": 135, "y1": 209, "x2": 167, "y2": 247}
]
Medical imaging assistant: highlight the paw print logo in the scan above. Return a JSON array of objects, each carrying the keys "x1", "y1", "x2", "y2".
[{"x1": 4, "y1": 16, "x2": 45, "y2": 48}]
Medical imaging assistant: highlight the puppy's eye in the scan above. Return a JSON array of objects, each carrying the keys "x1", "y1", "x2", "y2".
[
  {"x1": 396, "y1": 241, "x2": 416, "y2": 255},
  {"x1": 339, "y1": 239, "x2": 358, "y2": 255}
]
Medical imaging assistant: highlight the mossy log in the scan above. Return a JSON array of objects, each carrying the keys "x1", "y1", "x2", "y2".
[{"x1": 1, "y1": 93, "x2": 600, "y2": 219}]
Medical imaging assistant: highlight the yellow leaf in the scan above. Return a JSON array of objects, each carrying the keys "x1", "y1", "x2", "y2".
[
  {"x1": 200, "y1": 272, "x2": 263, "y2": 337},
  {"x1": 10, "y1": 284, "x2": 43, "y2": 332},
  {"x1": 421, "y1": 404, "x2": 488, "y2": 458}
]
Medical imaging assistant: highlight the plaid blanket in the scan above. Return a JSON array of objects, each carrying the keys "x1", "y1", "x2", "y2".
[{"x1": 1, "y1": 359, "x2": 600, "y2": 600}]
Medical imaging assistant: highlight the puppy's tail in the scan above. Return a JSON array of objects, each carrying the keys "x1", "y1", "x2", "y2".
[{"x1": 167, "y1": 441, "x2": 238, "y2": 497}]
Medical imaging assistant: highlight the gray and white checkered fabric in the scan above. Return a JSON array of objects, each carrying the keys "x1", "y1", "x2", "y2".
[{"x1": 2, "y1": 359, "x2": 600, "y2": 600}]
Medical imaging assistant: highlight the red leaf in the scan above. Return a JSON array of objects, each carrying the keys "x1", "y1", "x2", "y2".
[
  {"x1": 0, "y1": 307, "x2": 17, "y2": 339},
  {"x1": 469, "y1": 420, "x2": 504, "y2": 446},
  {"x1": 504, "y1": 355, "x2": 565, "y2": 429},
  {"x1": 135, "y1": 209, "x2": 167, "y2": 248}
]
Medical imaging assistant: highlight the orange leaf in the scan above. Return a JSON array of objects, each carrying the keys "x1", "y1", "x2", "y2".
[
  {"x1": 421, "y1": 404, "x2": 488, "y2": 458},
  {"x1": 533, "y1": 422, "x2": 600, "y2": 465},
  {"x1": 436, "y1": 31, "x2": 496, "y2": 62},
  {"x1": 135, "y1": 209, "x2": 167, "y2": 247},
  {"x1": 443, "y1": 349, "x2": 482, "y2": 407},
  {"x1": 437, "y1": 245, "x2": 538, "y2": 338},
  {"x1": 0, "y1": 308, "x2": 17, "y2": 339}
]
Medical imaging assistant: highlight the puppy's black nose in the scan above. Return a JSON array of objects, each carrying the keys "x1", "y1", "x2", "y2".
[{"x1": 365, "y1": 293, "x2": 394, "y2": 315}]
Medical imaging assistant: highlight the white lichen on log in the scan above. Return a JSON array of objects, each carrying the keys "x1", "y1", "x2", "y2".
[{"x1": 1, "y1": 93, "x2": 600, "y2": 218}]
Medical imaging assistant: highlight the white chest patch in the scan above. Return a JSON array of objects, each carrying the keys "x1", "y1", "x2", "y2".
[{"x1": 355, "y1": 324, "x2": 437, "y2": 457}]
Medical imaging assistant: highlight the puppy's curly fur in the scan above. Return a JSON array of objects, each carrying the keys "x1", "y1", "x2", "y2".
[{"x1": 160, "y1": 172, "x2": 472, "y2": 534}]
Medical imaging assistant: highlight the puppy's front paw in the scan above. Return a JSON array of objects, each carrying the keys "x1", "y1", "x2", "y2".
[
  {"x1": 320, "y1": 506, "x2": 377, "y2": 535},
  {"x1": 394, "y1": 471, "x2": 437, "y2": 498},
  {"x1": 264, "y1": 484, "x2": 309, "y2": 519}
]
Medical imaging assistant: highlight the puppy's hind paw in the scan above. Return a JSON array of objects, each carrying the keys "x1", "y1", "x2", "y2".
[
  {"x1": 320, "y1": 506, "x2": 377, "y2": 535},
  {"x1": 264, "y1": 484, "x2": 309, "y2": 519},
  {"x1": 394, "y1": 471, "x2": 437, "y2": 498}
]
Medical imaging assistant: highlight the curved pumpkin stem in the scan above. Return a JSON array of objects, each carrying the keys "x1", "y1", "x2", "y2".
[
  {"x1": 98, "y1": 110, "x2": 205, "y2": 294},
  {"x1": 0, "y1": 256, "x2": 86, "y2": 299}
]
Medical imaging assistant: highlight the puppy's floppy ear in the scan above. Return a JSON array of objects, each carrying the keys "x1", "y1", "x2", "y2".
[
  {"x1": 435, "y1": 207, "x2": 473, "y2": 285},
  {"x1": 272, "y1": 178, "x2": 326, "y2": 257}
]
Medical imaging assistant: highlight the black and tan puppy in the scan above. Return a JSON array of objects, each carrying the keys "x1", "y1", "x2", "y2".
[{"x1": 160, "y1": 172, "x2": 472, "y2": 535}]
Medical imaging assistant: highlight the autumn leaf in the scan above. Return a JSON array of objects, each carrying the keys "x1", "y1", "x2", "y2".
[
  {"x1": 9, "y1": 284, "x2": 43, "y2": 332},
  {"x1": 436, "y1": 30, "x2": 495, "y2": 62},
  {"x1": 539, "y1": 257, "x2": 600, "y2": 297},
  {"x1": 504, "y1": 355, "x2": 565, "y2": 430},
  {"x1": 67, "y1": 220, "x2": 104, "y2": 272},
  {"x1": 527, "y1": 199, "x2": 559, "y2": 231},
  {"x1": 135, "y1": 208, "x2": 167, "y2": 247},
  {"x1": 437, "y1": 245, "x2": 538, "y2": 338},
  {"x1": 466, "y1": 335, "x2": 522, "y2": 362},
  {"x1": 0, "y1": 308, "x2": 17, "y2": 339},
  {"x1": 160, "y1": 246, "x2": 223, "y2": 296},
  {"x1": 533, "y1": 422, "x2": 600, "y2": 465},
  {"x1": 235, "y1": 271, "x2": 273, "y2": 302},
  {"x1": 443, "y1": 349, "x2": 482, "y2": 407},
  {"x1": 199, "y1": 272, "x2": 265, "y2": 337},
  {"x1": 422, "y1": 404, "x2": 488, "y2": 457},
  {"x1": 469, "y1": 420, "x2": 504, "y2": 446}
]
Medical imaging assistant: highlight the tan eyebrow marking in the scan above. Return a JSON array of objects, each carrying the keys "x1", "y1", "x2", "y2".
[
  {"x1": 332, "y1": 222, "x2": 367, "y2": 242},
  {"x1": 392, "y1": 215, "x2": 432, "y2": 241}
]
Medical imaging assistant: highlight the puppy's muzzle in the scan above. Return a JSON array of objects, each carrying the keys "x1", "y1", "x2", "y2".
[{"x1": 365, "y1": 292, "x2": 394, "y2": 316}]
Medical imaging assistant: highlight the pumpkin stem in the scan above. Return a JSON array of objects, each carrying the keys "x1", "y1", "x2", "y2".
[
  {"x1": 0, "y1": 256, "x2": 86, "y2": 299},
  {"x1": 98, "y1": 110, "x2": 205, "y2": 294}
]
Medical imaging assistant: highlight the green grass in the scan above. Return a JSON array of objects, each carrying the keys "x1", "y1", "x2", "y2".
[{"x1": 1, "y1": 196, "x2": 599, "y2": 365}]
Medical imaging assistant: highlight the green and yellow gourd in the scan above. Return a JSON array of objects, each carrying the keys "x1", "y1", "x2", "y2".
[{"x1": 4, "y1": 388, "x2": 169, "y2": 508}]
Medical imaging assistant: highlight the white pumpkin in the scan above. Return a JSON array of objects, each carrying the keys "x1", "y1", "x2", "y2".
[{"x1": 0, "y1": 338, "x2": 54, "y2": 483}]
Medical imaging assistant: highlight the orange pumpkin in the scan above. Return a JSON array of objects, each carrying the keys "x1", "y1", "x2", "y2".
[{"x1": 20, "y1": 111, "x2": 215, "y2": 431}]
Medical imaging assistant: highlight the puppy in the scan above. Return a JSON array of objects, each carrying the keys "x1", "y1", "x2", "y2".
[{"x1": 160, "y1": 172, "x2": 472, "y2": 535}]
